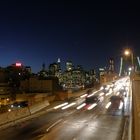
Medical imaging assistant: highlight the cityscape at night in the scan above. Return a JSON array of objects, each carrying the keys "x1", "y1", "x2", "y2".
[{"x1": 0, "y1": 1, "x2": 140, "y2": 140}]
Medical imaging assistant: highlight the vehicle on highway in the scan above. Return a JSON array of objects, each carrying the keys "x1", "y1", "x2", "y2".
[
  {"x1": 85, "y1": 95, "x2": 100, "y2": 104},
  {"x1": 119, "y1": 88, "x2": 127, "y2": 97},
  {"x1": 10, "y1": 101, "x2": 28, "y2": 109},
  {"x1": 109, "y1": 95, "x2": 123, "y2": 110}
]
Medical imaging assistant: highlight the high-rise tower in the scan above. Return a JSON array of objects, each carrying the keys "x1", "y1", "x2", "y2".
[
  {"x1": 57, "y1": 58, "x2": 61, "y2": 71},
  {"x1": 109, "y1": 58, "x2": 115, "y2": 73}
]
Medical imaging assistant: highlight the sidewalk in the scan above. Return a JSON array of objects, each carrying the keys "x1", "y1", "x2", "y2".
[{"x1": 132, "y1": 75, "x2": 140, "y2": 140}]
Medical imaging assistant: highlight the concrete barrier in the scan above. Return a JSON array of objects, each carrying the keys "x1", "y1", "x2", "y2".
[
  {"x1": 0, "y1": 100, "x2": 50, "y2": 129},
  {"x1": 0, "y1": 107, "x2": 30, "y2": 126},
  {"x1": 0, "y1": 112, "x2": 10, "y2": 125},
  {"x1": 29, "y1": 100, "x2": 50, "y2": 114}
]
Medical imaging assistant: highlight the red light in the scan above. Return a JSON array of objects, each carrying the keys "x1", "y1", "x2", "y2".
[{"x1": 16, "y1": 63, "x2": 22, "y2": 67}]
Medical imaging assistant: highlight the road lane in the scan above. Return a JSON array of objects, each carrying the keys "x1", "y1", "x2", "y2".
[
  {"x1": 0, "y1": 78, "x2": 130, "y2": 140},
  {"x1": 0, "y1": 109, "x2": 76, "y2": 140},
  {"x1": 40, "y1": 104, "x2": 123, "y2": 140}
]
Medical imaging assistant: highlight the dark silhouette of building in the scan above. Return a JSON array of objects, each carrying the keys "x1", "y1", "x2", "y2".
[{"x1": 109, "y1": 58, "x2": 115, "y2": 73}]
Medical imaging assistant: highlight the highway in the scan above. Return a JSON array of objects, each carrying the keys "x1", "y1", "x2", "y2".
[
  {"x1": 41, "y1": 105, "x2": 123, "y2": 140},
  {"x1": 0, "y1": 77, "x2": 130, "y2": 140},
  {"x1": 0, "y1": 108, "x2": 76, "y2": 140}
]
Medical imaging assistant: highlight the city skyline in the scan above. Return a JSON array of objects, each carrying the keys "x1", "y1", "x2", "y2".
[
  {"x1": 0, "y1": 58, "x2": 109, "y2": 73},
  {"x1": 0, "y1": 1, "x2": 140, "y2": 72}
]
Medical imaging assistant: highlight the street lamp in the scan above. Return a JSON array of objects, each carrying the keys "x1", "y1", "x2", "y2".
[
  {"x1": 124, "y1": 50, "x2": 130, "y2": 56},
  {"x1": 124, "y1": 49, "x2": 134, "y2": 72}
]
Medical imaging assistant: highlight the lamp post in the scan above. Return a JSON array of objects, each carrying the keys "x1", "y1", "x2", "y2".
[
  {"x1": 124, "y1": 49, "x2": 134, "y2": 72},
  {"x1": 124, "y1": 48, "x2": 135, "y2": 140}
]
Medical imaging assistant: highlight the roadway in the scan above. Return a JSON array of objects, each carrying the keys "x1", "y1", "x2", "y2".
[
  {"x1": 0, "y1": 108, "x2": 76, "y2": 140},
  {"x1": 41, "y1": 105, "x2": 123, "y2": 140},
  {"x1": 0, "y1": 78, "x2": 130, "y2": 140}
]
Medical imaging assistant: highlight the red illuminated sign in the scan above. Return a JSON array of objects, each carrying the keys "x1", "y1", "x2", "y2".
[{"x1": 16, "y1": 63, "x2": 22, "y2": 67}]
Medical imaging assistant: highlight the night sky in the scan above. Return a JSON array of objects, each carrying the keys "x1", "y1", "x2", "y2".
[{"x1": 0, "y1": 1, "x2": 140, "y2": 72}]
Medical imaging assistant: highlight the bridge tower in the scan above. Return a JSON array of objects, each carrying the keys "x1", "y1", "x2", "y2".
[{"x1": 108, "y1": 58, "x2": 115, "y2": 73}]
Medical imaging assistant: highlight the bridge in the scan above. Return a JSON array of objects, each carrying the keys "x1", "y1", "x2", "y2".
[{"x1": 119, "y1": 51, "x2": 140, "y2": 140}]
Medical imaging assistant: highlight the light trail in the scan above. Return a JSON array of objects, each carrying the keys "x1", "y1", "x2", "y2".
[
  {"x1": 87, "y1": 103, "x2": 97, "y2": 110},
  {"x1": 105, "y1": 102, "x2": 111, "y2": 109},
  {"x1": 54, "y1": 102, "x2": 68, "y2": 109},
  {"x1": 76, "y1": 103, "x2": 86, "y2": 110},
  {"x1": 61, "y1": 102, "x2": 76, "y2": 110}
]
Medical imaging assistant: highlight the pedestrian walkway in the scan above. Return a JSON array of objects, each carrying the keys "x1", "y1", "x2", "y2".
[{"x1": 132, "y1": 75, "x2": 140, "y2": 140}]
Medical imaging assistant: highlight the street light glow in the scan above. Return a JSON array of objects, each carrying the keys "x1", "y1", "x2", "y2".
[
  {"x1": 123, "y1": 48, "x2": 134, "y2": 72},
  {"x1": 128, "y1": 67, "x2": 132, "y2": 71},
  {"x1": 124, "y1": 49, "x2": 130, "y2": 56}
]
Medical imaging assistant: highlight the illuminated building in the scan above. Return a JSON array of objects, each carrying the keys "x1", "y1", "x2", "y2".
[
  {"x1": 57, "y1": 58, "x2": 61, "y2": 72},
  {"x1": 66, "y1": 61, "x2": 73, "y2": 71},
  {"x1": 49, "y1": 63, "x2": 58, "y2": 76}
]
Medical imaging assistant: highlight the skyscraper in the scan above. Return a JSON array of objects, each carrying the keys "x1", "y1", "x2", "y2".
[
  {"x1": 66, "y1": 61, "x2": 73, "y2": 71},
  {"x1": 109, "y1": 58, "x2": 115, "y2": 73},
  {"x1": 57, "y1": 58, "x2": 61, "y2": 72}
]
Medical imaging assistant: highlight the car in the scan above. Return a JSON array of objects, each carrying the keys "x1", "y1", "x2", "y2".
[
  {"x1": 11, "y1": 101, "x2": 28, "y2": 108},
  {"x1": 85, "y1": 95, "x2": 100, "y2": 104},
  {"x1": 109, "y1": 95, "x2": 123, "y2": 109}
]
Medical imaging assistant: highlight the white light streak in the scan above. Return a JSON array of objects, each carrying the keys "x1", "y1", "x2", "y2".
[
  {"x1": 61, "y1": 102, "x2": 76, "y2": 110},
  {"x1": 100, "y1": 86, "x2": 104, "y2": 90},
  {"x1": 76, "y1": 103, "x2": 86, "y2": 110},
  {"x1": 54, "y1": 102, "x2": 68, "y2": 109},
  {"x1": 99, "y1": 92, "x2": 104, "y2": 96},
  {"x1": 137, "y1": 56, "x2": 140, "y2": 68},
  {"x1": 119, "y1": 101, "x2": 123, "y2": 109},
  {"x1": 105, "y1": 90, "x2": 112, "y2": 96},
  {"x1": 119, "y1": 57, "x2": 123, "y2": 76},
  {"x1": 80, "y1": 94, "x2": 88, "y2": 98},
  {"x1": 87, "y1": 89, "x2": 101, "y2": 97},
  {"x1": 105, "y1": 102, "x2": 111, "y2": 109},
  {"x1": 99, "y1": 96, "x2": 104, "y2": 102},
  {"x1": 87, "y1": 93, "x2": 95, "y2": 97},
  {"x1": 116, "y1": 92, "x2": 120, "y2": 96},
  {"x1": 87, "y1": 103, "x2": 97, "y2": 110}
]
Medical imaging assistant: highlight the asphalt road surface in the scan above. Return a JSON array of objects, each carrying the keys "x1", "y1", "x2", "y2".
[{"x1": 0, "y1": 81, "x2": 129, "y2": 140}]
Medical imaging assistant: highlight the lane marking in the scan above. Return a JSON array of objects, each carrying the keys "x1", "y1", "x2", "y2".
[{"x1": 46, "y1": 119, "x2": 63, "y2": 132}]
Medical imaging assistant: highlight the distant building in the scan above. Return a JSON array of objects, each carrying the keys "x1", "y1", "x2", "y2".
[
  {"x1": 20, "y1": 76, "x2": 61, "y2": 94},
  {"x1": 99, "y1": 58, "x2": 118, "y2": 84},
  {"x1": 6, "y1": 63, "x2": 31, "y2": 88},
  {"x1": 57, "y1": 58, "x2": 61, "y2": 72},
  {"x1": 71, "y1": 69, "x2": 85, "y2": 87},
  {"x1": 109, "y1": 58, "x2": 115, "y2": 73},
  {"x1": 25, "y1": 66, "x2": 32, "y2": 73},
  {"x1": 101, "y1": 73, "x2": 118, "y2": 84},
  {"x1": 62, "y1": 68, "x2": 85, "y2": 89},
  {"x1": 0, "y1": 68, "x2": 8, "y2": 83},
  {"x1": 66, "y1": 61, "x2": 73, "y2": 71},
  {"x1": 0, "y1": 83, "x2": 12, "y2": 99},
  {"x1": 77, "y1": 65, "x2": 83, "y2": 71},
  {"x1": 38, "y1": 63, "x2": 48, "y2": 78},
  {"x1": 99, "y1": 67, "x2": 107, "y2": 84},
  {"x1": 49, "y1": 63, "x2": 58, "y2": 76},
  {"x1": 84, "y1": 70, "x2": 96, "y2": 87},
  {"x1": 0, "y1": 69, "x2": 14, "y2": 103}
]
